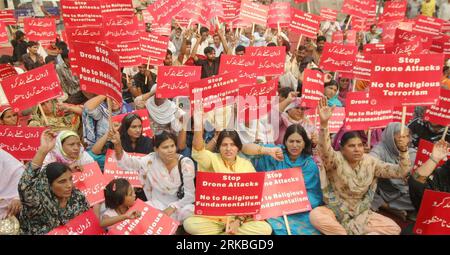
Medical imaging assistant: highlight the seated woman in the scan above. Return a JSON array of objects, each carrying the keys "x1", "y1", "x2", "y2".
[
  {"x1": 43, "y1": 130, "x2": 95, "y2": 169},
  {"x1": 332, "y1": 126, "x2": 383, "y2": 152},
  {"x1": 19, "y1": 130, "x2": 89, "y2": 235},
  {"x1": 369, "y1": 123, "x2": 417, "y2": 218},
  {"x1": 324, "y1": 80, "x2": 343, "y2": 107},
  {"x1": 112, "y1": 130, "x2": 194, "y2": 222},
  {"x1": 0, "y1": 106, "x2": 18, "y2": 126},
  {"x1": 28, "y1": 99, "x2": 80, "y2": 132},
  {"x1": 0, "y1": 149, "x2": 24, "y2": 231},
  {"x1": 183, "y1": 112, "x2": 272, "y2": 235},
  {"x1": 309, "y1": 98, "x2": 411, "y2": 235},
  {"x1": 241, "y1": 124, "x2": 323, "y2": 235}
]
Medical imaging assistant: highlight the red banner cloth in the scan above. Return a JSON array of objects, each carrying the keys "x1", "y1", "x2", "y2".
[
  {"x1": 0, "y1": 126, "x2": 44, "y2": 160},
  {"x1": 414, "y1": 190, "x2": 450, "y2": 235},
  {"x1": 72, "y1": 162, "x2": 107, "y2": 206},
  {"x1": 156, "y1": 66, "x2": 202, "y2": 98},
  {"x1": 103, "y1": 149, "x2": 144, "y2": 188},
  {"x1": 290, "y1": 9, "x2": 321, "y2": 39},
  {"x1": 47, "y1": 209, "x2": 106, "y2": 235},
  {"x1": 319, "y1": 43, "x2": 358, "y2": 72}
]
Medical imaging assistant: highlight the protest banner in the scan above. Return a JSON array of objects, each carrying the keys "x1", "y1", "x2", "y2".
[
  {"x1": 424, "y1": 88, "x2": 450, "y2": 127},
  {"x1": 72, "y1": 162, "x2": 107, "y2": 206},
  {"x1": 363, "y1": 43, "x2": 387, "y2": 54},
  {"x1": 108, "y1": 199, "x2": 179, "y2": 235},
  {"x1": 370, "y1": 54, "x2": 443, "y2": 106},
  {"x1": 151, "y1": 22, "x2": 172, "y2": 36},
  {"x1": 222, "y1": 0, "x2": 239, "y2": 22},
  {"x1": 111, "y1": 109, "x2": 153, "y2": 137},
  {"x1": 245, "y1": 46, "x2": 286, "y2": 76},
  {"x1": 60, "y1": 0, "x2": 102, "y2": 28},
  {"x1": 103, "y1": 149, "x2": 144, "y2": 188},
  {"x1": 290, "y1": 9, "x2": 321, "y2": 39},
  {"x1": 412, "y1": 139, "x2": 448, "y2": 174},
  {"x1": 344, "y1": 92, "x2": 393, "y2": 131},
  {"x1": 430, "y1": 35, "x2": 450, "y2": 59},
  {"x1": 194, "y1": 172, "x2": 265, "y2": 216},
  {"x1": 386, "y1": 38, "x2": 423, "y2": 55},
  {"x1": 239, "y1": 0, "x2": 268, "y2": 26},
  {"x1": 319, "y1": 43, "x2": 358, "y2": 72},
  {"x1": 103, "y1": 17, "x2": 140, "y2": 44},
  {"x1": 100, "y1": 0, "x2": 134, "y2": 18},
  {"x1": 0, "y1": 10, "x2": 16, "y2": 26},
  {"x1": 267, "y1": 2, "x2": 291, "y2": 28},
  {"x1": 0, "y1": 126, "x2": 44, "y2": 160},
  {"x1": 351, "y1": 17, "x2": 365, "y2": 32},
  {"x1": 156, "y1": 66, "x2": 202, "y2": 98},
  {"x1": 189, "y1": 72, "x2": 240, "y2": 113},
  {"x1": 23, "y1": 18, "x2": 56, "y2": 42},
  {"x1": 148, "y1": 0, "x2": 185, "y2": 26},
  {"x1": 47, "y1": 209, "x2": 106, "y2": 235},
  {"x1": 392, "y1": 106, "x2": 415, "y2": 124},
  {"x1": 346, "y1": 30, "x2": 357, "y2": 45},
  {"x1": 413, "y1": 15, "x2": 444, "y2": 37},
  {"x1": 70, "y1": 42, "x2": 122, "y2": 104},
  {"x1": 395, "y1": 28, "x2": 431, "y2": 50},
  {"x1": 108, "y1": 41, "x2": 142, "y2": 67},
  {"x1": 353, "y1": 54, "x2": 371, "y2": 81},
  {"x1": 414, "y1": 190, "x2": 450, "y2": 235},
  {"x1": 140, "y1": 32, "x2": 170, "y2": 66},
  {"x1": 306, "y1": 107, "x2": 346, "y2": 134},
  {"x1": 379, "y1": 0, "x2": 407, "y2": 23},
  {"x1": 443, "y1": 20, "x2": 450, "y2": 33},
  {"x1": 0, "y1": 64, "x2": 17, "y2": 80},
  {"x1": 332, "y1": 31, "x2": 344, "y2": 44},
  {"x1": 237, "y1": 79, "x2": 278, "y2": 123},
  {"x1": 65, "y1": 26, "x2": 105, "y2": 45},
  {"x1": 175, "y1": 1, "x2": 209, "y2": 27},
  {"x1": 204, "y1": 0, "x2": 224, "y2": 21},
  {"x1": 0, "y1": 22, "x2": 8, "y2": 44},
  {"x1": 380, "y1": 21, "x2": 399, "y2": 44},
  {"x1": 320, "y1": 8, "x2": 338, "y2": 22},
  {"x1": 301, "y1": 69, "x2": 324, "y2": 109},
  {"x1": 342, "y1": 0, "x2": 376, "y2": 19},
  {"x1": 218, "y1": 54, "x2": 265, "y2": 78},
  {"x1": 254, "y1": 168, "x2": 311, "y2": 220},
  {"x1": 0, "y1": 64, "x2": 63, "y2": 113}
]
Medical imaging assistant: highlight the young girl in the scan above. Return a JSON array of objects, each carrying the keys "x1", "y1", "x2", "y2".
[{"x1": 100, "y1": 179, "x2": 141, "y2": 229}]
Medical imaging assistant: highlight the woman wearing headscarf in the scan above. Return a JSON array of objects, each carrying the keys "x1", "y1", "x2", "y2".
[
  {"x1": 369, "y1": 123, "x2": 417, "y2": 218},
  {"x1": 337, "y1": 77, "x2": 351, "y2": 107},
  {"x1": 19, "y1": 130, "x2": 89, "y2": 235},
  {"x1": 0, "y1": 149, "x2": 24, "y2": 235},
  {"x1": 43, "y1": 130, "x2": 95, "y2": 169},
  {"x1": 28, "y1": 99, "x2": 80, "y2": 132},
  {"x1": 332, "y1": 126, "x2": 383, "y2": 152},
  {"x1": 0, "y1": 105, "x2": 18, "y2": 126},
  {"x1": 324, "y1": 80, "x2": 343, "y2": 107}
]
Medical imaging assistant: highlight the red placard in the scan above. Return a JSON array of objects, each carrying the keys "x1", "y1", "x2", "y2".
[
  {"x1": 100, "y1": 0, "x2": 134, "y2": 18},
  {"x1": 290, "y1": 9, "x2": 321, "y2": 39},
  {"x1": 65, "y1": 26, "x2": 104, "y2": 45},
  {"x1": 380, "y1": 21, "x2": 400, "y2": 44},
  {"x1": 443, "y1": 21, "x2": 450, "y2": 33},
  {"x1": 346, "y1": 30, "x2": 357, "y2": 45},
  {"x1": 301, "y1": 69, "x2": 324, "y2": 108},
  {"x1": 320, "y1": 8, "x2": 338, "y2": 22},
  {"x1": 103, "y1": 17, "x2": 140, "y2": 44},
  {"x1": 150, "y1": 22, "x2": 172, "y2": 37},
  {"x1": 189, "y1": 72, "x2": 240, "y2": 113},
  {"x1": 0, "y1": 64, "x2": 17, "y2": 80},
  {"x1": 0, "y1": 10, "x2": 16, "y2": 26},
  {"x1": 148, "y1": 0, "x2": 185, "y2": 26},
  {"x1": 108, "y1": 199, "x2": 179, "y2": 235},
  {"x1": 319, "y1": 43, "x2": 358, "y2": 72},
  {"x1": 194, "y1": 172, "x2": 265, "y2": 216},
  {"x1": 204, "y1": 0, "x2": 224, "y2": 20},
  {"x1": 108, "y1": 41, "x2": 142, "y2": 68},
  {"x1": 353, "y1": 53, "x2": 371, "y2": 81},
  {"x1": 72, "y1": 162, "x2": 107, "y2": 206},
  {"x1": 222, "y1": 0, "x2": 239, "y2": 22},
  {"x1": 431, "y1": 35, "x2": 450, "y2": 59},
  {"x1": 111, "y1": 109, "x2": 153, "y2": 138},
  {"x1": 254, "y1": 168, "x2": 311, "y2": 220},
  {"x1": 239, "y1": 0, "x2": 268, "y2": 26},
  {"x1": 392, "y1": 106, "x2": 415, "y2": 124},
  {"x1": 60, "y1": 0, "x2": 103, "y2": 28},
  {"x1": 267, "y1": 2, "x2": 291, "y2": 28},
  {"x1": 219, "y1": 54, "x2": 262, "y2": 78},
  {"x1": 245, "y1": 46, "x2": 286, "y2": 76},
  {"x1": 103, "y1": 149, "x2": 144, "y2": 188},
  {"x1": 0, "y1": 126, "x2": 44, "y2": 160},
  {"x1": 175, "y1": 1, "x2": 209, "y2": 27},
  {"x1": 412, "y1": 139, "x2": 448, "y2": 174},
  {"x1": 363, "y1": 43, "x2": 387, "y2": 54},
  {"x1": 70, "y1": 42, "x2": 122, "y2": 104},
  {"x1": 237, "y1": 79, "x2": 278, "y2": 123},
  {"x1": 414, "y1": 190, "x2": 450, "y2": 235},
  {"x1": 156, "y1": 66, "x2": 202, "y2": 98},
  {"x1": 47, "y1": 209, "x2": 106, "y2": 235},
  {"x1": 395, "y1": 29, "x2": 431, "y2": 50},
  {"x1": 0, "y1": 22, "x2": 8, "y2": 44},
  {"x1": 140, "y1": 33, "x2": 169, "y2": 66},
  {"x1": 370, "y1": 54, "x2": 443, "y2": 106},
  {"x1": 306, "y1": 107, "x2": 345, "y2": 134},
  {"x1": 424, "y1": 88, "x2": 450, "y2": 127},
  {"x1": 342, "y1": 0, "x2": 376, "y2": 19},
  {"x1": 332, "y1": 31, "x2": 344, "y2": 44},
  {"x1": 387, "y1": 39, "x2": 423, "y2": 55},
  {"x1": 413, "y1": 15, "x2": 444, "y2": 37},
  {"x1": 379, "y1": 0, "x2": 407, "y2": 23},
  {"x1": 1, "y1": 64, "x2": 63, "y2": 112},
  {"x1": 23, "y1": 18, "x2": 56, "y2": 42},
  {"x1": 351, "y1": 17, "x2": 365, "y2": 32},
  {"x1": 344, "y1": 92, "x2": 393, "y2": 131}
]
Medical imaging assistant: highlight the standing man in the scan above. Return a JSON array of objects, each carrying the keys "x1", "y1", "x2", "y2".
[{"x1": 32, "y1": 0, "x2": 51, "y2": 18}]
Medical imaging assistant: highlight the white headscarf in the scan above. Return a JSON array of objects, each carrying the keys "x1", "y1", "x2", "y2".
[{"x1": 0, "y1": 150, "x2": 24, "y2": 219}]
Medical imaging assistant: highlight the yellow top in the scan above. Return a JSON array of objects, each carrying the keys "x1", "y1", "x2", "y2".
[
  {"x1": 192, "y1": 148, "x2": 255, "y2": 173},
  {"x1": 421, "y1": 0, "x2": 436, "y2": 17}
]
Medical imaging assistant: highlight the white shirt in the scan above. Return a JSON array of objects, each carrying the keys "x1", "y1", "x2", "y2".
[
  {"x1": 253, "y1": 32, "x2": 267, "y2": 47},
  {"x1": 439, "y1": 2, "x2": 450, "y2": 20},
  {"x1": 32, "y1": 0, "x2": 45, "y2": 17},
  {"x1": 211, "y1": 43, "x2": 223, "y2": 57},
  {"x1": 191, "y1": 36, "x2": 213, "y2": 56}
]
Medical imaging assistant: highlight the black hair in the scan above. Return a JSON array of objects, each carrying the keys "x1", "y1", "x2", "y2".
[
  {"x1": 154, "y1": 131, "x2": 177, "y2": 148},
  {"x1": 27, "y1": 41, "x2": 39, "y2": 48},
  {"x1": 444, "y1": 66, "x2": 449, "y2": 74},
  {"x1": 45, "y1": 55, "x2": 56, "y2": 64},
  {"x1": 120, "y1": 113, "x2": 142, "y2": 138},
  {"x1": 283, "y1": 124, "x2": 312, "y2": 156},
  {"x1": 339, "y1": 131, "x2": 363, "y2": 148},
  {"x1": 298, "y1": 45, "x2": 307, "y2": 51},
  {"x1": 204, "y1": 46, "x2": 215, "y2": 55},
  {"x1": 15, "y1": 30, "x2": 25, "y2": 41},
  {"x1": 317, "y1": 36, "x2": 327, "y2": 43},
  {"x1": 166, "y1": 49, "x2": 172, "y2": 56},
  {"x1": 104, "y1": 178, "x2": 132, "y2": 209},
  {"x1": 55, "y1": 41, "x2": 68, "y2": 51},
  {"x1": 200, "y1": 27, "x2": 209, "y2": 35},
  {"x1": 267, "y1": 42, "x2": 277, "y2": 47},
  {"x1": 0, "y1": 55, "x2": 13, "y2": 64},
  {"x1": 281, "y1": 39, "x2": 290, "y2": 53},
  {"x1": 45, "y1": 162, "x2": 71, "y2": 185},
  {"x1": 216, "y1": 130, "x2": 243, "y2": 151},
  {"x1": 279, "y1": 87, "x2": 294, "y2": 99},
  {"x1": 370, "y1": 24, "x2": 377, "y2": 29},
  {"x1": 324, "y1": 79, "x2": 339, "y2": 88},
  {"x1": 235, "y1": 45, "x2": 246, "y2": 53}
]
